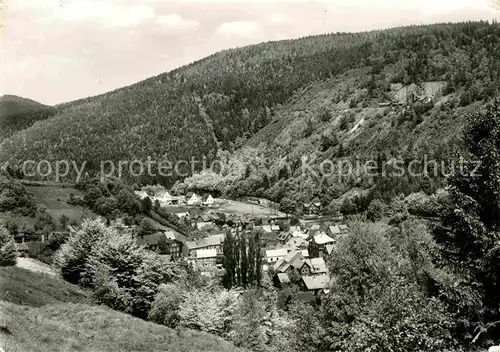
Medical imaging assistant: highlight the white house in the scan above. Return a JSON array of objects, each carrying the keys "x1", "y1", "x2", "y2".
[
  {"x1": 265, "y1": 248, "x2": 288, "y2": 263},
  {"x1": 186, "y1": 192, "x2": 202, "y2": 205},
  {"x1": 156, "y1": 190, "x2": 172, "y2": 204},
  {"x1": 202, "y1": 194, "x2": 215, "y2": 206}
]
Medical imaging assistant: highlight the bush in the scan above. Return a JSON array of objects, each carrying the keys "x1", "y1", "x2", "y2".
[
  {"x1": 54, "y1": 218, "x2": 111, "y2": 285},
  {"x1": 0, "y1": 225, "x2": 17, "y2": 266}
]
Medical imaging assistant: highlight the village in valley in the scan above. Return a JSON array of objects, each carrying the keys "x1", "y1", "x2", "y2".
[{"x1": 130, "y1": 186, "x2": 347, "y2": 301}]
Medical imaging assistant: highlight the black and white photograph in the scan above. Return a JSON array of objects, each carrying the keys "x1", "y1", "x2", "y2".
[{"x1": 2, "y1": 0, "x2": 500, "y2": 351}]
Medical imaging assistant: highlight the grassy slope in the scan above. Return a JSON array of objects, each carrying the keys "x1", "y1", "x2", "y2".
[
  {"x1": 0, "y1": 266, "x2": 90, "y2": 307},
  {"x1": 0, "y1": 183, "x2": 98, "y2": 230},
  {"x1": 0, "y1": 267, "x2": 239, "y2": 352}
]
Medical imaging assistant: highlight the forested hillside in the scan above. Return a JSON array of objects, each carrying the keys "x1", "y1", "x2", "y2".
[
  {"x1": 0, "y1": 95, "x2": 57, "y2": 142},
  {"x1": 1, "y1": 21, "x2": 499, "y2": 189}
]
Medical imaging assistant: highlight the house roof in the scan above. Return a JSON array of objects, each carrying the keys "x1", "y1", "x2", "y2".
[
  {"x1": 325, "y1": 244, "x2": 335, "y2": 255},
  {"x1": 309, "y1": 257, "x2": 328, "y2": 274},
  {"x1": 273, "y1": 259, "x2": 285, "y2": 272},
  {"x1": 291, "y1": 230, "x2": 308, "y2": 240},
  {"x1": 261, "y1": 225, "x2": 272, "y2": 233},
  {"x1": 289, "y1": 253, "x2": 307, "y2": 270},
  {"x1": 164, "y1": 230, "x2": 176, "y2": 240},
  {"x1": 313, "y1": 233, "x2": 335, "y2": 245},
  {"x1": 277, "y1": 232, "x2": 290, "y2": 241},
  {"x1": 188, "y1": 234, "x2": 224, "y2": 250},
  {"x1": 271, "y1": 225, "x2": 280, "y2": 232},
  {"x1": 265, "y1": 248, "x2": 288, "y2": 259},
  {"x1": 196, "y1": 249, "x2": 217, "y2": 259},
  {"x1": 277, "y1": 273, "x2": 290, "y2": 284},
  {"x1": 328, "y1": 225, "x2": 341, "y2": 235},
  {"x1": 134, "y1": 191, "x2": 148, "y2": 199},
  {"x1": 339, "y1": 224, "x2": 348, "y2": 231},
  {"x1": 302, "y1": 274, "x2": 330, "y2": 290},
  {"x1": 201, "y1": 194, "x2": 212, "y2": 202}
]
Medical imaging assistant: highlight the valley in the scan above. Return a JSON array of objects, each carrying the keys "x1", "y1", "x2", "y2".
[{"x1": 2, "y1": 19, "x2": 500, "y2": 352}]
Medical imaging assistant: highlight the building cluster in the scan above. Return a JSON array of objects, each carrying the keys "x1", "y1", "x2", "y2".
[
  {"x1": 133, "y1": 207, "x2": 348, "y2": 296},
  {"x1": 264, "y1": 223, "x2": 348, "y2": 299}
]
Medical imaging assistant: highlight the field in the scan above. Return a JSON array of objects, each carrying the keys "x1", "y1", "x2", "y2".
[
  {"x1": 218, "y1": 199, "x2": 286, "y2": 217},
  {"x1": 26, "y1": 184, "x2": 98, "y2": 228},
  {"x1": 0, "y1": 266, "x2": 240, "y2": 352},
  {"x1": 162, "y1": 198, "x2": 286, "y2": 218}
]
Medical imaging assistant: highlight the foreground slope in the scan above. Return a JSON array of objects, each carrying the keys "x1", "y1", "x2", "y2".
[
  {"x1": 1, "y1": 22, "x2": 499, "y2": 186},
  {"x1": 0, "y1": 267, "x2": 239, "y2": 352}
]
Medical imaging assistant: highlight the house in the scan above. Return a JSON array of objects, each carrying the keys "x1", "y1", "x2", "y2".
[
  {"x1": 183, "y1": 234, "x2": 225, "y2": 256},
  {"x1": 137, "y1": 230, "x2": 184, "y2": 258},
  {"x1": 274, "y1": 272, "x2": 291, "y2": 288},
  {"x1": 284, "y1": 237, "x2": 308, "y2": 252},
  {"x1": 300, "y1": 274, "x2": 330, "y2": 294},
  {"x1": 327, "y1": 225, "x2": 341, "y2": 238},
  {"x1": 271, "y1": 224, "x2": 280, "y2": 232},
  {"x1": 277, "y1": 232, "x2": 292, "y2": 244},
  {"x1": 193, "y1": 249, "x2": 221, "y2": 276},
  {"x1": 309, "y1": 232, "x2": 335, "y2": 258},
  {"x1": 195, "y1": 248, "x2": 218, "y2": 267},
  {"x1": 186, "y1": 192, "x2": 202, "y2": 206},
  {"x1": 175, "y1": 212, "x2": 190, "y2": 220},
  {"x1": 339, "y1": 224, "x2": 348, "y2": 234},
  {"x1": 170, "y1": 196, "x2": 185, "y2": 206},
  {"x1": 307, "y1": 224, "x2": 322, "y2": 237},
  {"x1": 194, "y1": 214, "x2": 214, "y2": 230},
  {"x1": 309, "y1": 257, "x2": 328, "y2": 275},
  {"x1": 202, "y1": 194, "x2": 215, "y2": 207},
  {"x1": 303, "y1": 202, "x2": 322, "y2": 216},
  {"x1": 156, "y1": 190, "x2": 173, "y2": 204},
  {"x1": 260, "y1": 225, "x2": 273, "y2": 234},
  {"x1": 134, "y1": 190, "x2": 149, "y2": 200},
  {"x1": 265, "y1": 248, "x2": 288, "y2": 263},
  {"x1": 378, "y1": 101, "x2": 392, "y2": 107}
]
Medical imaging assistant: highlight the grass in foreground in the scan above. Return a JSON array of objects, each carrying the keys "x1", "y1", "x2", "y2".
[
  {"x1": 0, "y1": 266, "x2": 90, "y2": 307},
  {"x1": 0, "y1": 301, "x2": 240, "y2": 352},
  {"x1": 0, "y1": 267, "x2": 240, "y2": 352}
]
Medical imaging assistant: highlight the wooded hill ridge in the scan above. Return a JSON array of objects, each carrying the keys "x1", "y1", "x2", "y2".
[{"x1": 1, "y1": 21, "x2": 499, "y2": 194}]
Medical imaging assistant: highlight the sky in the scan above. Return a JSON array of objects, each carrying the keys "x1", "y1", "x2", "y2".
[{"x1": 1, "y1": 0, "x2": 500, "y2": 105}]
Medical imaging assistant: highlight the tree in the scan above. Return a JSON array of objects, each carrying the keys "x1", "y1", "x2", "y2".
[
  {"x1": 141, "y1": 196, "x2": 153, "y2": 214},
  {"x1": 222, "y1": 230, "x2": 237, "y2": 289},
  {"x1": 366, "y1": 199, "x2": 386, "y2": 221},
  {"x1": 138, "y1": 218, "x2": 156, "y2": 237},
  {"x1": 434, "y1": 102, "x2": 500, "y2": 345},
  {"x1": 117, "y1": 189, "x2": 141, "y2": 216},
  {"x1": 0, "y1": 225, "x2": 17, "y2": 266},
  {"x1": 4, "y1": 219, "x2": 19, "y2": 236},
  {"x1": 239, "y1": 233, "x2": 248, "y2": 287},
  {"x1": 59, "y1": 214, "x2": 70, "y2": 230}
]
